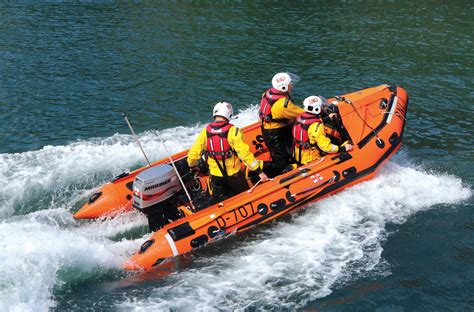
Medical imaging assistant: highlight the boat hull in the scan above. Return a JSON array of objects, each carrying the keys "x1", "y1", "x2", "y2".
[{"x1": 120, "y1": 85, "x2": 408, "y2": 271}]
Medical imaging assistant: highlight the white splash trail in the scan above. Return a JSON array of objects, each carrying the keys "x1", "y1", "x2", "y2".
[
  {"x1": 0, "y1": 105, "x2": 259, "y2": 310},
  {"x1": 0, "y1": 105, "x2": 471, "y2": 311},
  {"x1": 117, "y1": 157, "x2": 471, "y2": 311},
  {"x1": 0, "y1": 208, "x2": 148, "y2": 311},
  {"x1": 0, "y1": 106, "x2": 259, "y2": 219}
]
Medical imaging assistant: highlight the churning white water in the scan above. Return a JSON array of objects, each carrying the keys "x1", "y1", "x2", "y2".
[
  {"x1": 117, "y1": 157, "x2": 471, "y2": 311},
  {"x1": 0, "y1": 106, "x2": 471, "y2": 311}
]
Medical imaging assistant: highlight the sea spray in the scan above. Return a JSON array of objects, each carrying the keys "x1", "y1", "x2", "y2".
[
  {"x1": 117, "y1": 157, "x2": 471, "y2": 311},
  {"x1": 0, "y1": 208, "x2": 147, "y2": 311},
  {"x1": 0, "y1": 106, "x2": 471, "y2": 311},
  {"x1": 0, "y1": 105, "x2": 259, "y2": 219}
]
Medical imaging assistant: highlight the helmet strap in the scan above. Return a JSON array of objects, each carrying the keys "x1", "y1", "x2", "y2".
[{"x1": 214, "y1": 116, "x2": 229, "y2": 122}]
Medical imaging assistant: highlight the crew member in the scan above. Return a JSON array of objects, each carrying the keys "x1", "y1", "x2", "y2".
[
  {"x1": 259, "y1": 72, "x2": 304, "y2": 177},
  {"x1": 188, "y1": 102, "x2": 268, "y2": 203},
  {"x1": 293, "y1": 96, "x2": 353, "y2": 165}
]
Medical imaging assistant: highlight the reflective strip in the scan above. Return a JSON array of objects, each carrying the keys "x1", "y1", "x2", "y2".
[
  {"x1": 249, "y1": 159, "x2": 258, "y2": 169},
  {"x1": 386, "y1": 96, "x2": 398, "y2": 124},
  {"x1": 165, "y1": 233, "x2": 178, "y2": 256}
]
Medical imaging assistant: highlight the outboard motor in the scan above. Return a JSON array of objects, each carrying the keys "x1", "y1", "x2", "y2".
[{"x1": 133, "y1": 164, "x2": 182, "y2": 231}]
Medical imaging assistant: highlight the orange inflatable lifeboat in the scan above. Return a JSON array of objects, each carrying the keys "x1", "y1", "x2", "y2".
[{"x1": 74, "y1": 84, "x2": 408, "y2": 271}]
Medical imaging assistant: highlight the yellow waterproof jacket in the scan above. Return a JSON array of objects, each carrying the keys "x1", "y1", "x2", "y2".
[
  {"x1": 293, "y1": 122, "x2": 340, "y2": 165},
  {"x1": 262, "y1": 97, "x2": 304, "y2": 130},
  {"x1": 187, "y1": 124, "x2": 260, "y2": 177}
]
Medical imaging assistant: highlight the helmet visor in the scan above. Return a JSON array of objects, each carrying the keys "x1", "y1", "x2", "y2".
[
  {"x1": 287, "y1": 72, "x2": 300, "y2": 86},
  {"x1": 318, "y1": 95, "x2": 329, "y2": 106}
]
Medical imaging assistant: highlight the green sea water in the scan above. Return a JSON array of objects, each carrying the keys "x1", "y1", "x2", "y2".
[{"x1": 0, "y1": 2, "x2": 472, "y2": 311}]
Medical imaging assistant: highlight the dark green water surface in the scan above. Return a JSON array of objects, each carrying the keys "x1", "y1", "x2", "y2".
[{"x1": 0, "y1": 1, "x2": 472, "y2": 311}]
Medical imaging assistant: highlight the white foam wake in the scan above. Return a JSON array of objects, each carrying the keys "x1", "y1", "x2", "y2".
[
  {"x1": 0, "y1": 105, "x2": 471, "y2": 311},
  {"x1": 0, "y1": 106, "x2": 259, "y2": 219},
  {"x1": 117, "y1": 156, "x2": 471, "y2": 311},
  {"x1": 0, "y1": 208, "x2": 148, "y2": 311},
  {"x1": 0, "y1": 105, "x2": 260, "y2": 310}
]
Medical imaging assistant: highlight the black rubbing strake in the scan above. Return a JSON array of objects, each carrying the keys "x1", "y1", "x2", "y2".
[{"x1": 112, "y1": 172, "x2": 129, "y2": 183}]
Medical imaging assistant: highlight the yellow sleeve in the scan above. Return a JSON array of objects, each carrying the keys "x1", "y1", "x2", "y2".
[
  {"x1": 272, "y1": 98, "x2": 304, "y2": 120},
  {"x1": 228, "y1": 126, "x2": 260, "y2": 171},
  {"x1": 309, "y1": 123, "x2": 339, "y2": 153},
  {"x1": 187, "y1": 128, "x2": 207, "y2": 167}
]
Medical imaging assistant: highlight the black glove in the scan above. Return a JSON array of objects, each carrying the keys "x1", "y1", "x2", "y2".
[{"x1": 189, "y1": 166, "x2": 200, "y2": 175}]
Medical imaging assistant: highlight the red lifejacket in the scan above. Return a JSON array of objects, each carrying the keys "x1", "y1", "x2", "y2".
[
  {"x1": 206, "y1": 121, "x2": 236, "y2": 160},
  {"x1": 292, "y1": 113, "x2": 322, "y2": 149},
  {"x1": 259, "y1": 88, "x2": 290, "y2": 123}
]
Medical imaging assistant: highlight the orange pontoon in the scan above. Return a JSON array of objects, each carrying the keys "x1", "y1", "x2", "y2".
[{"x1": 74, "y1": 85, "x2": 408, "y2": 271}]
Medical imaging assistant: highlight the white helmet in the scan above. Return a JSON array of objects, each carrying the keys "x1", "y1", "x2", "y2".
[
  {"x1": 213, "y1": 101, "x2": 233, "y2": 120},
  {"x1": 271, "y1": 72, "x2": 300, "y2": 92},
  {"x1": 303, "y1": 95, "x2": 326, "y2": 115}
]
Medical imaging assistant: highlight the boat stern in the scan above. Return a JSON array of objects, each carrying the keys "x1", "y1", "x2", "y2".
[
  {"x1": 74, "y1": 182, "x2": 130, "y2": 219},
  {"x1": 124, "y1": 231, "x2": 177, "y2": 271}
]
